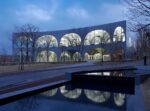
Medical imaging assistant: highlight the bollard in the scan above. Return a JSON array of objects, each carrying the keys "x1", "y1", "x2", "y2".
[{"x1": 144, "y1": 56, "x2": 147, "y2": 66}]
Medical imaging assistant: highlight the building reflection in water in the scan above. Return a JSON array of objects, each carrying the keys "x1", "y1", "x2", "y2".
[
  {"x1": 84, "y1": 90, "x2": 111, "y2": 103},
  {"x1": 40, "y1": 87, "x2": 126, "y2": 108},
  {"x1": 112, "y1": 72, "x2": 123, "y2": 77},
  {"x1": 86, "y1": 72, "x2": 111, "y2": 76},
  {"x1": 41, "y1": 88, "x2": 58, "y2": 97},
  {"x1": 114, "y1": 93, "x2": 126, "y2": 107},
  {"x1": 60, "y1": 86, "x2": 82, "y2": 99},
  {"x1": 0, "y1": 85, "x2": 127, "y2": 111},
  {"x1": 86, "y1": 72, "x2": 124, "y2": 77}
]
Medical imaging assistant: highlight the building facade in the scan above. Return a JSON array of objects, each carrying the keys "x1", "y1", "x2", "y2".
[{"x1": 12, "y1": 21, "x2": 126, "y2": 63}]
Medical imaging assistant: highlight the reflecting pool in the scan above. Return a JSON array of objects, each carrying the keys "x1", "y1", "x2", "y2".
[{"x1": 0, "y1": 76, "x2": 146, "y2": 111}]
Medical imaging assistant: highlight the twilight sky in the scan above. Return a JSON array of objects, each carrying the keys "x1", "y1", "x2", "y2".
[{"x1": 0, "y1": 0, "x2": 127, "y2": 54}]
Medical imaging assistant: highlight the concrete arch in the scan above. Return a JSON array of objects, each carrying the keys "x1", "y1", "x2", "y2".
[
  {"x1": 36, "y1": 50, "x2": 57, "y2": 62},
  {"x1": 84, "y1": 30, "x2": 111, "y2": 45},
  {"x1": 113, "y1": 26, "x2": 125, "y2": 42},
  {"x1": 36, "y1": 35, "x2": 58, "y2": 48},
  {"x1": 84, "y1": 89, "x2": 111, "y2": 103},
  {"x1": 60, "y1": 86, "x2": 82, "y2": 99},
  {"x1": 84, "y1": 48, "x2": 111, "y2": 61},
  {"x1": 60, "y1": 33, "x2": 81, "y2": 47}
]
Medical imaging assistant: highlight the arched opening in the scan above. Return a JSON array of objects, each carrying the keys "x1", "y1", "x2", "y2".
[
  {"x1": 36, "y1": 35, "x2": 58, "y2": 48},
  {"x1": 113, "y1": 49, "x2": 124, "y2": 61},
  {"x1": 84, "y1": 30, "x2": 111, "y2": 45},
  {"x1": 72, "y1": 52, "x2": 81, "y2": 61},
  {"x1": 84, "y1": 52, "x2": 90, "y2": 61},
  {"x1": 84, "y1": 90, "x2": 110, "y2": 103},
  {"x1": 60, "y1": 86, "x2": 82, "y2": 99},
  {"x1": 36, "y1": 51, "x2": 57, "y2": 62},
  {"x1": 84, "y1": 48, "x2": 111, "y2": 61},
  {"x1": 113, "y1": 27, "x2": 125, "y2": 42},
  {"x1": 60, "y1": 51, "x2": 71, "y2": 62},
  {"x1": 60, "y1": 33, "x2": 81, "y2": 47}
]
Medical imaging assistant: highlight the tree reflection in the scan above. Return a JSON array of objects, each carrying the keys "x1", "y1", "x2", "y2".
[
  {"x1": 15, "y1": 95, "x2": 39, "y2": 111},
  {"x1": 84, "y1": 90, "x2": 110, "y2": 103},
  {"x1": 60, "y1": 86, "x2": 82, "y2": 99}
]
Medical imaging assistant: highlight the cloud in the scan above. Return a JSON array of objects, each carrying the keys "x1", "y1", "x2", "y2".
[
  {"x1": 67, "y1": 6, "x2": 90, "y2": 20},
  {"x1": 15, "y1": 3, "x2": 57, "y2": 23},
  {"x1": 97, "y1": 3, "x2": 128, "y2": 23}
]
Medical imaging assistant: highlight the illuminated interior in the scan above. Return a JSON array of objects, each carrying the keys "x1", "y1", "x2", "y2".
[
  {"x1": 113, "y1": 27, "x2": 125, "y2": 42},
  {"x1": 84, "y1": 30, "x2": 111, "y2": 45},
  {"x1": 72, "y1": 52, "x2": 81, "y2": 61},
  {"x1": 36, "y1": 51, "x2": 57, "y2": 62},
  {"x1": 60, "y1": 51, "x2": 71, "y2": 62},
  {"x1": 60, "y1": 33, "x2": 81, "y2": 47},
  {"x1": 84, "y1": 48, "x2": 111, "y2": 61},
  {"x1": 36, "y1": 35, "x2": 58, "y2": 48}
]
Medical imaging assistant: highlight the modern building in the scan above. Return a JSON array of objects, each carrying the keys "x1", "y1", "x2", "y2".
[{"x1": 12, "y1": 21, "x2": 126, "y2": 63}]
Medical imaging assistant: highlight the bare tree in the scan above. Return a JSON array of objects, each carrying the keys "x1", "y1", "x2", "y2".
[
  {"x1": 14, "y1": 24, "x2": 39, "y2": 63},
  {"x1": 125, "y1": 0, "x2": 150, "y2": 31},
  {"x1": 13, "y1": 34, "x2": 26, "y2": 70},
  {"x1": 135, "y1": 25, "x2": 150, "y2": 59},
  {"x1": 125, "y1": 0, "x2": 150, "y2": 64}
]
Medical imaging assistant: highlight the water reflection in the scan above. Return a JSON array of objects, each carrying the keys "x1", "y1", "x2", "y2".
[
  {"x1": 86, "y1": 72, "x2": 123, "y2": 77},
  {"x1": 86, "y1": 72, "x2": 111, "y2": 76},
  {"x1": 0, "y1": 84, "x2": 128, "y2": 111},
  {"x1": 112, "y1": 72, "x2": 123, "y2": 77},
  {"x1": 60, "y1": 86, "x2": 82, "y2": 99},
  {"x1": 114, "y1": 93, "x2": 125, "y2": 107},
  {"x1": 41, "y1": 88, "x2": 58, "y2": 96},
  {"x1": 15, "y1": 95, "x2": 39, "y2": 111},
  {"x1": 84, "y1": 89, "x2": 110, "y2": 103}
]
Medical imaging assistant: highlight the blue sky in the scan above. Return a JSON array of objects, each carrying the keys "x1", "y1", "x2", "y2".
[{"x1": 0, "y1": 0, "x2": 127, "y2": 54}]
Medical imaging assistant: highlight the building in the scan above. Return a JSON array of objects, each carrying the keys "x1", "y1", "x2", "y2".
[
  {"x1": 0, "y1": 55, "x2": 13, "y2": 64},
  {"x1": 12, "y1": 21, "x2": 126, "y2": 63}
]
